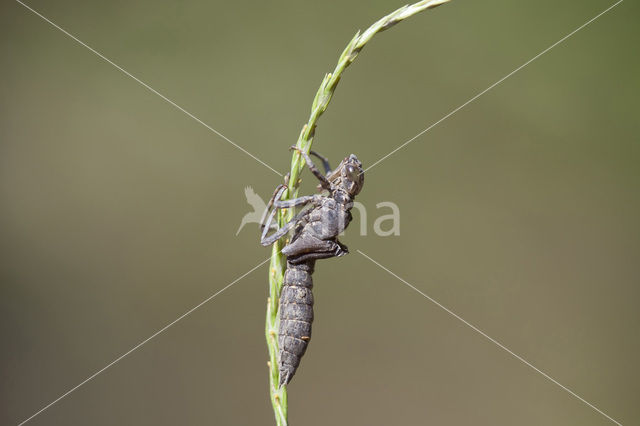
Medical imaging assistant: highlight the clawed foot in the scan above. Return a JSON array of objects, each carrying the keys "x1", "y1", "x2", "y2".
[{"x1": 289, "y1": 145, "x2": 304, "y2": 155}]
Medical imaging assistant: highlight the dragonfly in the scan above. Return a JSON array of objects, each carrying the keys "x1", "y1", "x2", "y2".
[{"x1": 260, "y1": 146, "x2": 364, "y2": 386}]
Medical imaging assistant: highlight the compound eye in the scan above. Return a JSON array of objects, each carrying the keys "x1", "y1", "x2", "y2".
[{"x1": 345, "y1": 165, "x2": 358, "y2": 181}]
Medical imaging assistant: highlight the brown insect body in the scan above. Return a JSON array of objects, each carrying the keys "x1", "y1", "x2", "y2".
[
  {"x1": 278, "y1": 260, "x2": 314, "y2": 385},
  {"x1": 261, "y1": 149, "x2": 364, "y2": 386}
]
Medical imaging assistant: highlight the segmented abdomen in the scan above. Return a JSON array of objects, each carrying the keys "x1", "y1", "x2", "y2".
[{"x1": 278, "y1": 260, "x2": 315, "y2": 386}]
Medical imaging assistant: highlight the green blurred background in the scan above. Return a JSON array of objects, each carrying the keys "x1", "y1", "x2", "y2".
[{"x1": 2, "y1": 0, "x2": 638, "y2": 424}]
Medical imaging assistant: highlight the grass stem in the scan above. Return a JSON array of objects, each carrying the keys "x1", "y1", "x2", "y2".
[{"x1": 265, "y1": 2, "x2": 450, "y2": 424}]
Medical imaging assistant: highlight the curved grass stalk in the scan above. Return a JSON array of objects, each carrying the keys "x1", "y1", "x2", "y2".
[{"x1": 265, "y1": 1, "x2": 450, "y2": 424}]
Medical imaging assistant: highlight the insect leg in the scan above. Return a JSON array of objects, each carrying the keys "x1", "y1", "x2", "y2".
[
  {"x1": 290, "y1": 146, "x2": 331, "y2": 190},
  {"x1": 273, "y1": 195, "x2": 317, "y2": 209},
  {"x1": 283, "y1": 235, "x2": 348, "y2": 262},
  {"x1": 259, "y1": 184, "x2": 288, "y2": 230},
  {"x1": 260, "y1": 208, "x2": 310, "y2": 247},
  {"x1": 309, "y1": 151, "x2": 331, "y2": 175},
  {"x1": 261, "y1": 195, "x2": 315, "y2": 236},
  {"x1": 261, "y1": 193, "x2": 316, "y2": 235}
]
